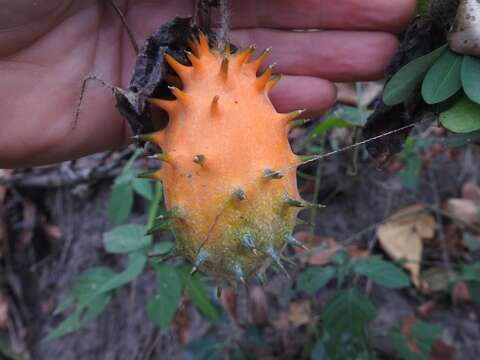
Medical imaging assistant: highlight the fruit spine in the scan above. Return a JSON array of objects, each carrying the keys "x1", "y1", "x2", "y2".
[{"x1": 139, "y1": 33, "x2": 308, "y2": 282}]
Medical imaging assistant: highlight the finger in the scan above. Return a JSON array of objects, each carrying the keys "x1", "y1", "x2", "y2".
[
  {"x1": 229, "y1": 0, "x2": 415, "y2": 32},
  {"x1": 269, "y1": 76, "x2": 337, "y2": 116},
  {"x1": 231, "y1": 29, "x2": 399, "y2": 82}
]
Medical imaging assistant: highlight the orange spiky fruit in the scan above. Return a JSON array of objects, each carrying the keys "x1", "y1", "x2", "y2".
[{"x1": 142, "y1": 33, "x2": 309, "y2": 282}]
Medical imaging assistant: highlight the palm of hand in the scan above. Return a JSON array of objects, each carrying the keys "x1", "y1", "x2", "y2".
[{"x1": 0, "y1": 0, "x2": 415, "y2": 167}]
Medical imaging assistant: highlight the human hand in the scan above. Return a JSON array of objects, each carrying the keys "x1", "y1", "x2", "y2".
[{"x1": 0, "y1": 0, "x2": 415, "y2": 168}]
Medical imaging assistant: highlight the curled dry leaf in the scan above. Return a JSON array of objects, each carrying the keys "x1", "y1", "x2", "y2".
[
  {"x1": 444, "y1": 199, "x2": 480, "y2": 226},
  {"x1": 293, "y1": 231, "x2": 368, "y2": 266},
  {"x1": 377, "y1": 205, "x2": 436, "y2": 288},
  {"x1": 248, "y1": 286, "x2": 269, "y2": 327},
  {"x1": 287, "y1": 299, "x2": 312, "y2": 327}
]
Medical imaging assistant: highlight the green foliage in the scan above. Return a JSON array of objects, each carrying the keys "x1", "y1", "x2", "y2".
[
  {"x1": 421, "y1": 49, "x2": 462, "y2": 104},
  {"x1": 103, "y1": 224, "x2": 152, "y2": 254},
  {"x1": 178, "y1": 266, "x2": 220, "y2": 321},
  {"x1": 323, "y1": 288, "x2": 376, "y2": 339},
  {"x1": 398, "y1": 137, "x2": 422, "y2": 191},
  {"x1": 440, "y1": 95, "x2": 480, "y2": 133},
  {"x1": 383, "y1": 41, "x2": 480, "y2": 135},
  {"x1": 416, "y1": 0, "x2": 429, "y2": 15},
  {"x1": 352, "y1": 256, "x2": 410, "y2": 289},
  {"x1": 463, "y1": 233, "x2": 480, "y2": 252},
  {"x1": 461, "y1": 56, "x2": 480, "y2": 105},
  {"x1": 383, "y1": 45, "x2": 447, "y2": 106},
  {"x1": 146, "y1": 264, "x2": 183, "y2": 331},
  {"x1": 47, "y1": 151, "x2": 218, "y2": 340},
  {"x1": 390, "y1": 321, "x2": 441, "y2": 360},
  {"x1": 296, "y1": 266, "x2": 336, "y2": 295}
]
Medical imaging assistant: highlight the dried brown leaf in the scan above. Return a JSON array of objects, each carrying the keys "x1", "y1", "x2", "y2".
[
  {"x1": 377, "y1": 205, "x2": 436, "y2": 288},
  {"x1": 294, "y1": 231, "x2": 367, "y2": 266},
  {"x1": 287, "y1": 299, "x2": 312, "y2": 327}
]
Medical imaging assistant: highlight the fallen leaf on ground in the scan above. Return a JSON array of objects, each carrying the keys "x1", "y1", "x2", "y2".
[
  {"x1": 420, "y1": 268, "x2": 457, "y2": 294},
  {"x1": 287, "y1": 299, "x2": 312, "y2": 327},
  {"x1": 444, "y1": 199, "x2": 480, "y2": 226},
  {"x1": 293, "y1": 231, "x2": 368, "y2": 266},
  {"x1": 462, "y1": 182, "x2": 480, "y2": 203},
  {"x1": 377, "y1": 205, "x2": 436, "y2": 288},
  {"x1": 248, "y1": 286, "x2": 269, "y2": 327}
]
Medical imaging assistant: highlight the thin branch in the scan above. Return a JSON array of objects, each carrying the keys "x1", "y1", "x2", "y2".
[{"x1": 107, "y1": 0, "x2": 139, "y2": 54}]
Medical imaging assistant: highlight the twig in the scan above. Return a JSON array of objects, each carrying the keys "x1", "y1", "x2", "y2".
[
  {"x1": 107, "y1": 0, "x2": 139, "y2": 54},
  {"x1": 218, "y1": 0, "x2": 230, "y2": 49}
]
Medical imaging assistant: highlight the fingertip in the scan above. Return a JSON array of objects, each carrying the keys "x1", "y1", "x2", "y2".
[{"x1": 269, "y1": 76, "x2": 337, "y2": 116}]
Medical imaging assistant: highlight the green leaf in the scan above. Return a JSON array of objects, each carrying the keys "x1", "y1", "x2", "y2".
[
  {"x1": 45, "y1": 293, "x2": 111, "y2": 341},
  {"x1": 132, "y1": 178, "x2": 154, "y2": 201},
  {"x1": 390, "y1": 321, "x2": 441, "y2": 360},
  {"x1": 322, "y1": 288, "x2": 375, "y2": 339},
  {"x1": 383, "y1": 45, "x2": 447, "y2": 106},
  {"x1": 93, "y1": 252, "x2": 146, "y2": 295},
  {"x1": 443, "y1": 130, "x2": 480, "y2": 148},
  {"x1": 186, "y1": 275, "x2": 220, "y2": 321},
  {"x1": 107, "y1": 183, "x2": 133, "y2": 224},
  {"x1": 353, "y1": 256, "x2": 410, "y2": 288},
  {"x1": 74, "y1": 253, "x2": 146, "y2": 309},
  {"x1": 71, "y1": 267, "x2": 115, "y2": 305},
  {"x1": 308, "y1": 117, "x2": 351, "y2": 139},
  {"x1": 417, "y1": 0, "x2": 429, "y2": 15},
  {"x1": 462, "y1": 55, "x2": 480, "y2": 104},
  {"x1": 440, "y1": 95, "x2": 480, "y2": 133},
  {"x1": 467, "y1": 281, "x2": 480, "y2": 303},
  {"x1": 103, "y1": 224, "x2": 152, "y2": 254},
  {"x1": 150, "y1": 241, "x2": 175, "y2": 256},
  {"x1": 463, "y1": 234, "x2": 480, "y2": 252},
  {"x1": 177, "y1": 266, "x2": 219, "y2": 321},
  {"x1": 462, "y1": 262, "x2": 480, "y2": 281},
  {"x1": 296, "y1": 266, "x2": 335, "y2": 295},
  {"x1": 334, "y1": 105, "x2": 371, "y2": 127},
  {"x1": 421, "y1": 49, "x2": 463, "y2": 104},
  {"x1": 399, "y1": 155, "x2": 421, "y2": 191},
  {"x1": 146, "y1": 264, "x2": 183, "y2": 331}
]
